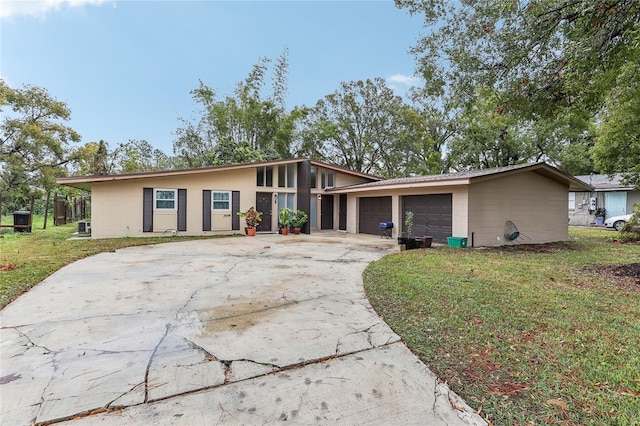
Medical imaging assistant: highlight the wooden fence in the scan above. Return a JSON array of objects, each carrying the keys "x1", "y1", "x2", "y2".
[
  {"x1": 54, "y1": 195, "x2": 89, "y2": 225},
  {"x1": 0, "y1": 193, "x2": 90, "y2": 230}
]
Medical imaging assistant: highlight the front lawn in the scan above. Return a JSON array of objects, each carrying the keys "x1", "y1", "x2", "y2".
[{"x1": 364, "y1": 227, "x2": 640, "y2": 425}]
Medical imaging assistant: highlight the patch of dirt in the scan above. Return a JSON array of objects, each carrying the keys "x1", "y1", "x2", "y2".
[
  {"x1": 585, "y1": 263, "x2": 640, "y2": 292},
  {"x1": 0, "y1": 263, "x2": 17, "y2": 271},
  {"x1": 487, "y1": 241, "x2": 580, "y2": 254}
]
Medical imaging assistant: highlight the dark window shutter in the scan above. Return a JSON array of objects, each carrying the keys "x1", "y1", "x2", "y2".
[
  {"x1": 232, "y1": 191, "x2": 240, "y2": 230},
  {"x1": 202, "y1": 190, "x2": 211, "y2": 231},
  {"x1": 177, "y1": 189, "x2": 187, "y2": 231},
  {"x1": 143, "y1": 188, "x2": 153, "y2": 232}
]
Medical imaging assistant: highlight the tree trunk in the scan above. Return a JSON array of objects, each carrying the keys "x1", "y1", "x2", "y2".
[{"x1": 43, "y1": 191, "x2": 51, "y2": 230}]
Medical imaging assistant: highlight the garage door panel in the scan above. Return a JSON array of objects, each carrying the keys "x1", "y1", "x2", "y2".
[
  {"x1": 403, "y1": 194, "x2": 452, "y2": 243},
  {"x1": 359, "y1": 197, "x2": 392, "y2": 235}
]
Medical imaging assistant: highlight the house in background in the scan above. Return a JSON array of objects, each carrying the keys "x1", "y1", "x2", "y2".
[
  {"x1": 57, "y1": 159, "x2": 378, "y2": 239},
  {"x1": 569, "y1": 174, "x2": 640, "y2": 226},
  {"x1": 58, "y1": 160, "x2": 591, "y2": 247}
]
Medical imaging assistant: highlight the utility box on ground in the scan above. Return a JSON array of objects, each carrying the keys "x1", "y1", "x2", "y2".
[
  {"x1": 78, "y1": 220, "x2": 91, "y2": 234},
  {"x1": 447, "y1": 236, "x2": 467, "y2": 248},
  {"x1": 13, "y1": 211, "x2": 31, "y2": 233}
]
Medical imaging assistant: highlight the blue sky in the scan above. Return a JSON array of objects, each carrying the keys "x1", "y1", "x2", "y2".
[{"x1": 1, "y1": 1, "x2": 425, "y2": 155}]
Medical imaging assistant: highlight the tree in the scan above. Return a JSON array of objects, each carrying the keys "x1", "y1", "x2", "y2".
[
  {"x1": 444, "y1": 88, "x2": 597, "y2": 173},
  {"x1": 172, "y1": 119, "x2": 216, "y2": 168},
  {"x1": 112, "y1": 139, "x2": 171, "y2": 173},
  {"x1": 592, "y1": 60, "x2": 640, "y2": 186},
  {"x1": 174, "y1": 49, "x2": 297, "y2": 166},
  {"x1": 378, "y1": 104, "x2": 450, "y2": 177},
  {"x1": 0, "y1": 80, "x2": 80, "y2": 212},
  {"x1": 397, "y1": 0, "x2": 639, "y2": 179},
  {"x1": 447, "y1": 92, "x2": 529, "y2": 170},
  {"x1": 298, "y1": 78, "x2": 432, "y2": 177},
  {"x1": 71, "y1": 140, "x2": 113, "y2": 175}
]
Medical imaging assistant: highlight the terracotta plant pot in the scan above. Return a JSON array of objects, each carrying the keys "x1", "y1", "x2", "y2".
[
  {"x1": 247, "y1": 228, "x2": 256, "y2": 236},
  {"x1": 281, "y1": 227, "x2": 289, "y2": 235}
]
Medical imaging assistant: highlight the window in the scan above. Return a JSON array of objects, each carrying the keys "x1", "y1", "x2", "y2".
[
  {"x1": 328, "y1": 171, "x2": 334, "y2": 187},
  {"x1": 278, "y1": 193, "x2": 295, "y2": 213},
  {"x1": 155, "y1": 189, "x2": 176, "y2": 210},
  {"x1": 278, "y1": 164, "x2": 297, "y2": 188},
  {"x1": 568, "y1": 192, "x2": 575, "y2": 210},
  {"x1": 212, "y1": 191, "x2": 231, "y2": 211},
  {"x1": 310, "y1": 166, "x2": 317, "y2": 189},
  {"x1": 257, "y1": 166, "x2": 273, "y2": 187},
  {"x1": 321, "y1": 169, "x2": 335, "y2": 189},
  {"x1": 286, "y1": 163, "x2": 296, "y2": 188}
]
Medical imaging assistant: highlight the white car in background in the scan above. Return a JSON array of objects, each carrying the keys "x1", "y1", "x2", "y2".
[{"x1": 603, "y1": 214, "x2": 632, "y2": 231}]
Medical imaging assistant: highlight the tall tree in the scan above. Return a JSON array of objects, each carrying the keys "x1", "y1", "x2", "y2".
[
  {"x1": 112, "y1": 139, "x2": 171, "y2": 173},
  {"x1": 592, "y1": 59, "x2": 640, "y2": 186},
  {"x1": 298, "y1": 78, "x2": 431, "y2": 177},
  {"x1": 71, "y1": 140, "x2": 113, "y2": 175},
  {"x1": 397, "y1": 0, "x2": 639, "y2": 179},
  {"x1": 445, "y1": 87, "x2": 597, "y2": 173},
  {"x1": 0, "y1": 80, "x2": 80, "y2": 212},
  {"x1": 174, "y1": 49, "x2": 297, "y2": 166},
  {"x1": 447, "y1": 89, "x2": 530, "y2": 170}
]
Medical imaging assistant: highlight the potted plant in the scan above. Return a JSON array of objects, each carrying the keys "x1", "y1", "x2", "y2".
[
  {"x1": 421, "y1": 220, "x2": 433, "y2": 248},
  {"x1": 278, "y1": 207, "x2": 293, "y2": 235},
  {"x1": 237, "y1": 207, "x2": 262, "y2": 236},
  {"x1": 291, "y1": 209, "x2": 308, "y2": 234},
  {"x1": 402, "y1": 211, "x2": 418, "y2": 250}
]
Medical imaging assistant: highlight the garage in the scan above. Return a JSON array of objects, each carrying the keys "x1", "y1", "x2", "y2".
[
  {"x1": 402, "y1": 194, "x2": 452, "y2": 243},
  {"x1": 359, "y1": 196, "x2": 392, "y2": 235}
]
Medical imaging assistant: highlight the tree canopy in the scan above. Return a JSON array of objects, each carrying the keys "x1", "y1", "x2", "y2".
[
  {"x1": 397, "y1": 0, "x2": 640, "y2": 182},
  {"x1": 0, "y1": 80, "x2": 80, "y2": 212},
  {"x1": 297, "y1": 78, "x2": 443, "y2": 177},
  {"x1": 173, "y1": 49, "x2": 298, "y2": 167}
]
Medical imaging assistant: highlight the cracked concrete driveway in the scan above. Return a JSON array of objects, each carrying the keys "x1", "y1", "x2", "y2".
[{"x1": 1, "y1": 233, "x2": 486, "y2": 425}]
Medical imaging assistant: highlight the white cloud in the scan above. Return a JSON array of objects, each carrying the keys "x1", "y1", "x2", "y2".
[
  {"x1": 0, "y1": 0, "x2": 111, "y2": 20},
  {"x1": 385, "y1": 73, "x2": 421, "y2": 96},
  {"x1": 386, "y1": 73, "x2": 419, "y2": 86}
]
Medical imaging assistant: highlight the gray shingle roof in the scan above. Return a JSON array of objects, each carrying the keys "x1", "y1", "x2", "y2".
[
  {"x1": 330, "y1": 162, "x2": 548, "y2": 190},
  {"x1": 575, "y1": 174, "x2": 636, "y2": 191}
]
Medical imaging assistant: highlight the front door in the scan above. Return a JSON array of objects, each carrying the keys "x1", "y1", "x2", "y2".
[
  {"x1": 338, "y1": 194, "x2": 347, "y2": 231},
  {"x1": 321, "y1": 194, "x2": 334, "y2": 230},
  {"x1": 256, "y1": 192, "x2": 272, "y2": 232}
]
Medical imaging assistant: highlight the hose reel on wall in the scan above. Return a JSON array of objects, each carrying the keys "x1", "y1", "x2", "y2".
[{"x1": 504, "y1": 220, "x2": 530, "y2": 243}]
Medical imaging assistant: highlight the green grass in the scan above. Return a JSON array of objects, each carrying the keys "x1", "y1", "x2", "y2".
[
  {"x1": 364, "y1": 228, "x2": 640, "y2": 425},
  {"x1": 0, "y1": 216, "x2": 230, "y2": 309}
]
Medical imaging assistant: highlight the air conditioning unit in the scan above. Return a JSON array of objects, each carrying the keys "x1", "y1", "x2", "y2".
[{"x1": 78, "y1": 220, "x2": 92, "y2": 234}]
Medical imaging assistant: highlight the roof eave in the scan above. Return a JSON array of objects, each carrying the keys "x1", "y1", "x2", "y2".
[
  {"x1": 469, "y1": 163, "x2": 593, "y2": 192},
  {"x1": 326, "y1": 178, "x2": 471, "y2": 193},
  {"x1": 56, "y1": 158, "x2": 382, "y2": 189}
]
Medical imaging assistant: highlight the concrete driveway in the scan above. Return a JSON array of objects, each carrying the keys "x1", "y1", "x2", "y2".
[{"x1": 1, "y1": 233, "x2": 486, "y2": 425}]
